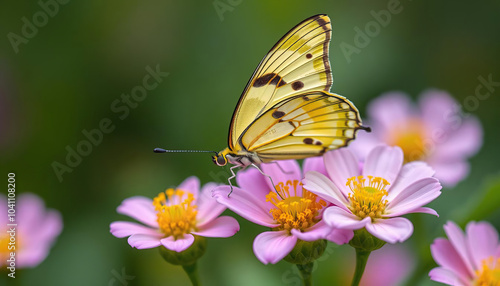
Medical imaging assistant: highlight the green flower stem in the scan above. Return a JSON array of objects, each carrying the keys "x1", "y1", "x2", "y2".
[
  {"x1": 182, "y1": 262, "x2": 200, "y2": 286},
  {"x1": 350, "y1": 249, "x2": 371, "y2": 286},
  {"x1": 296, "y1": 262, "x2": 314, "y2": 286}
]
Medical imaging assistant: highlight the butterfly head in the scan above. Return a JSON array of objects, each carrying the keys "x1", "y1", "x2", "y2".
[
  {"x1": 212, "y1": 148, "x2": 230, "y2": 166},
  {"x1": 212, "y1": 154, "x2": 227, "y2": 166}
]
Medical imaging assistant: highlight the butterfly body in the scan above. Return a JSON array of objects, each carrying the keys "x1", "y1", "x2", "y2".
[{"x1": 211, "y1": 14, "x2": 370, "y2": 168}]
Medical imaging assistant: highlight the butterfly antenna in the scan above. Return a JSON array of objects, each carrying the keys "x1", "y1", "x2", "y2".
[{"x1": 154, "y1": 148, "x2": 218, "y2": 156}]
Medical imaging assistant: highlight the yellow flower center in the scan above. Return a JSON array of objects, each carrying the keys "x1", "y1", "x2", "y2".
[
  {"x1": 0, "y1": 232, "x2": 20, "y2": 266},
  {"x1": 388, "y1": 119, "x2": 427, "y2": 162},
  {"x1": 266, "y1": 180, "x2": 326, "y2": 233},
  {"x1": 347, "y1": 176, "x2": 389, "y2": 220},
  {"x1": 152, "y1": 189, "x2": 198, "y2": 239},
  {"x1": 475, "y1": 257, "x2": 500, "y2": 286},
  {"x1": 0, "y1": 234, "x2": 9, "y2": 264}
]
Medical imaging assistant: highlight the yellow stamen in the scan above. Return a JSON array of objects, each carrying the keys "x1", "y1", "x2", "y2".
[
  {"x1": 388, "y1": 119, "x2": 427, "y2": 162},
  {"x1": 475, "y1": 257, "x2": 500, "y2": 286},
  {"x1": 152, "y1": 189, "x2": 198, "y2": 239},
  {"x1": 347, "y1": 176, "x2": 389, "y2": 220},
  {"x1": 266, "y1": 180, "x2": 327, "y2": 233}
]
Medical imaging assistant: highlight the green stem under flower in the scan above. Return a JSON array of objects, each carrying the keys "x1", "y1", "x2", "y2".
[
  {"x1": 182, "y1": 262, "x2": 200, "y2": 286},
  {"x1": 296, "y1": 262, "x2": 314, "y2": 286},
  {"x1": 351, "y1": 249, "x2": 371, "y2": 286}
]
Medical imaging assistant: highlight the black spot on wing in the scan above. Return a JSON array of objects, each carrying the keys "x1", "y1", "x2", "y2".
[
  {"x1": 292, "y1": 81, "x2": 304, "y2": 91},
  {"x1": 253, "y1": 73, "x2": 286, "y2": 87},
  {"x1": 306, "y1": 53, "x2": 313, "y2": 59},
  {"x1": 272, "y1": 110, "x2": 286, "y2": 119},
  {"x1": 303, "y1": 138, "x2": 313, "y2": 145}
]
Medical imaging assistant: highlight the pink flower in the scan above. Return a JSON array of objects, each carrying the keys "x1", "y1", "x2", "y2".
[
  {"x1": 430, "y1": 221, "x2": 500, "y2": 285},
  {"x1": 348, "y1": 90, "x2": 482, "y2": 187},
  {"x1": 0, "y1": 193, "x2": 63, "y2": 268},
  {"x1": 341, "y1": 244, "x2": 415, "y2": 286},
  {"x1": 110, "y1": 176, "x2": 239, "y2": 252},
  {"x1": 303, "y1": 145, "x2": 442, "y2": 243},
  {"x1": 212, "y1": 158, "x2": 353, "y2": 265}
]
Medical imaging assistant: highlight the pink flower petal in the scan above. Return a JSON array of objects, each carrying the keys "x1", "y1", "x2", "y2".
[
  {"x1": 17, "y1": 193, "x2": 46, "y2": 231},
  {"x1": 27, "y1": 209, "x2": 63, "y2": 243},
  {"x1": 0, "y1": 195, "x2": 6, "y2": 224},
  {"x1": 253, "y1": 231, "x2": 297, "y2": 264},
  {"x1": 324, "y1": 148, "x2": 361, "y2": 195},
  {"x1": 419, "y1": 89, "x2": 460, "y2": 133},
  {"x1": 429, "y1": 267, "x2": 467, "y2": 286},
  {"x1": 365, "y1": 217, "x2": 413, "y2": 243},
  {"x1": 322, "y1": 207, "x2": 370, "y2": 230},
  {"x1": 261, "y1": 160, "x2": 302, "y2": 190},
  {"x1": 401, "y1": 207, "x2": 439, "y2": 217},
  {"x1": 212, "y1": 186, "x2": 279, "y2": 228},
  {"x1": 386, "y1": 178, "x2": 441, "y2": 217},
  {"x1": 236, "y1": 167, "x2": 275, "y2": 210},
  {"x1": 443, "y1": 221, "x2": 475, "y2": 277},
  {"x1": 430, "y1": 237, "x2": 472, "y2": 283},
  {"x1": 178, "y1": 176, "x2": 200, "y2": 198},
  {"x1": 192, "y1": 216, "x2": 239, "y2": 238},
  {"x1": 17, "y1": 243, "x2": 50, "y2": 268},
  {"x1": 326, "y1": 228, "x2": 354, "y2": 245},
  {"x1": 110, "y1": 221, "x2": 160, "y2": 238},
  {"x1": 303, "y1": 171, "x2": 350, "y2": 210},
  {"x1": 368, "y1": 92, "x2": 414, "y2": 132},
  {"x1": 386, "y1": 161, "x2": 435, "y2": 202},
  {"x1": 290, "y1": 220, "x2": 331, "y2": 242},
  {"x1": 127, "y1": 234, "x2": 162, "y2": 249},
  {"x1": 466, "y1": 221, "x2": 499, "y2": 271},
  {"x1": 161, "y1": 234, "x2": 195, "y2": 252},
  {"x1": 117, "y1": 196, "x2": 157, "y2": 228},
  {"x1": 428, "y1": 159, "x2": 469, "y2": 187},
  {"x1": 197, "y1": 182, "x2": 227, "y2": 227},
  {"x1": 303, "y1": 156, "x2": 328, "y2": 177},
  {"x1": 432, "y1": 116, "x2": 482, "y2": 160},
  {"x1": 347, "y1": 130, "x2": 383, "y2": 162},
  {"x1": 363, "y1": 146, "x2": 403, "y2": 185},
  {"x1": 359, "y1": 244, "x2": 415, "y2": 286}
]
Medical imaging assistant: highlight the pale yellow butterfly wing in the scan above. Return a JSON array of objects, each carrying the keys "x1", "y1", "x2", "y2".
[
  {"x1": 229, "y1": 14, "x2": 333, "y2": 150},
  {"x1": 238, "y1": 91, "x2": 368, "y2": 162}
]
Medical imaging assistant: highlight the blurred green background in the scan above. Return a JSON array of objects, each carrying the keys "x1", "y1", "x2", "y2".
[{"x1": 1, "y1": 0, "x2": 500, "y2": 285}]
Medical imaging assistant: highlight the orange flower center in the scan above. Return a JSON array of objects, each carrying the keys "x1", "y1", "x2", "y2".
[
  {"x1": 388, "y1": 119, "x2": 428, "y2": 162},
  {"x1": 475, "y1": 256, "x2": 500, "y2": 286},
  {"x1": 0, "y1": 231, "x2": 20, "y2": 266},
  {"x1": 347, "y1": 176, "x2": 389, "y2": 220},
  {"x1": 266, "y1": 180, "x2": 326, "y2": 233},
  {"x1": 152, "y1": 189, "x2": 198, "y2": 239}
]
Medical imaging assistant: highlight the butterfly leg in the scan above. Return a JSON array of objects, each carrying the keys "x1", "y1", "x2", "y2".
[
  {"x1": 250, "y1": 163, "x2": 284, "y2": 199},
  {"x1": 227, "y1": 165, "x2": 241, "y2": 197},
  {"x1": 268, "y1": 161, "x2": 294, "y2": 175}
]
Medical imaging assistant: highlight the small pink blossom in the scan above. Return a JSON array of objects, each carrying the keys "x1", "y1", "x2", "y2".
[
  {"x1": 340, "y1": 244, "x2": 415, "y2": 286},
  {"x1": 0, "y1": 193, "x2": 63, "y2": 268},
  {"x1": 110, "y1": 176, "x2": 239, "y2": 252},
  {"x1": 430, "y1": 221, "x2": 500, "y2": 285},
  {"x1": 212, "y1": 158, "x2": 353, "y2": 264},
  {"x1": 348, "y1": 90, "x2": 482, "y2": 187},
  {"x1": 303, "y1": 145, "x2": 442, "y2": 243}
]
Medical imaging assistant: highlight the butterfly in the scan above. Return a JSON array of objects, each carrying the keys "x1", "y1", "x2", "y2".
[
  {"x1": 155, "y1": 14, "x2": 369, "y2": 191},
  {"x1": 211, "y1": 14, "x2": 369, "y2": 171}
]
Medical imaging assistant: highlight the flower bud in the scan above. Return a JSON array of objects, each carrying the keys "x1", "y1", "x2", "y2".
[
  {"x1": 349, "y1": 228, "x2": 386, "y2": 252},
  {"x1": 159, "y1": 235, "x2": 207, "y2": 266},
  {"x1": 284, "y1": 239, "x2": 327, "y2": 265}
]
